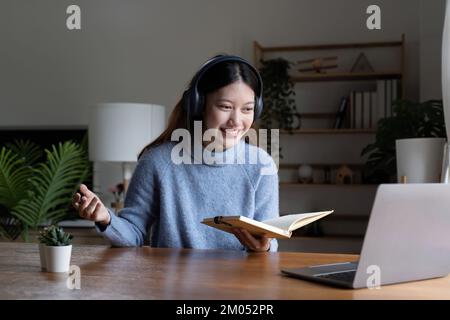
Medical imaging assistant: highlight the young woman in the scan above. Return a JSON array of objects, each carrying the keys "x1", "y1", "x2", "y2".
[{"x1": 72, "y1": 55, "x2": 279, "y2": 252}]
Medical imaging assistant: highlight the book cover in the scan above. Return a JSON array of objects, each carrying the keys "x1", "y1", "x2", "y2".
[
  {"x1": 371, "y1": 91, "x2": 378, "y2": 128},
  {"x1": 376, "y1": 80, "x2": 386, "y2": 120},
  {"x1": 385, "y1": 79, "x2": 392, "y2": 117},
  {"x1": 349, "y1": 91, "x2": 356, "y2": 128},
  {"x1": 354, "y1": 92, "x2": 363, "y2": 129},
  {"x1": 362, "y1": 91, "x2": 370, "y2": 128},
  {"x1": 333, "y1": 97, "x2": 349, "y2": 129}
]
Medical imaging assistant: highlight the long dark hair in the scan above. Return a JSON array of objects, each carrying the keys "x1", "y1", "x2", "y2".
[{"x1": 138, "y1": 58, "x2": 260, "y2": 160}]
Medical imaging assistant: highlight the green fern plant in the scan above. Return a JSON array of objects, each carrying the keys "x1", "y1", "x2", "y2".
[
  {"x1": 258, "y1": 58, "x2": 301, "y2": 131},
  {"x1": 5, "y1": 139, "x2": 43, "y2": 167},
  {"x1": 0, "y1": 145, "x2": 33, "y2": 240},
  {"x1": 0, "y1": 140, "x2": 89, "y2": 240},
  {"x1": 258, "y1": 58, "x2": 301, "y2": 157}
]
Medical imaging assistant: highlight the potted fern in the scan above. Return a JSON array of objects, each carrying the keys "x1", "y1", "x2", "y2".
[
  {"x1": 38, "y1": 225, "x2": 73, "y2": 272},
  {"x1": 257, "y1": 58, "x2": 301, "y2": 157},
  {"x1": 258, "y1": 58, "x2": 301, "y2": 130},
  {"x1": 0, "y1": 139, "x2": 90, "y2": 241}
]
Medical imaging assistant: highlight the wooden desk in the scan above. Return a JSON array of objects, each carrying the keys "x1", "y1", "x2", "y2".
[{"x1": 1, "y1": 242, "x2": 449, "y2": 299}]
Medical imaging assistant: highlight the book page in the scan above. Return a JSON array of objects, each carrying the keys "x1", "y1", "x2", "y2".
[
  {"x1": 201, "y1": 216, "x2": 291, "y2": 238},
  {"x1": 262, "y1": 211, "x2": 333, "y2": 231}
]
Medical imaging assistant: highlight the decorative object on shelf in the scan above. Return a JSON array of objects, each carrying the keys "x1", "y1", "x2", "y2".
[
  {"x1": 297, "y1": 165, "x2": 313, "y2": 184},
  {"x1": 89, "y1": 103, "x2": 165, "y2": 195},
  {"x1": 396, "y1": 138, "x2": 446, "y2": 183},
  {"x1": 109, "y1": 182, "x2": 125, "y2": 214},
  {"x1": 350, "y1": 52, "x2": 374, "y2": 73},
  {"x1": 0, "y1": 139, "x2": 90, "y2": 241},
  {"x1": 38, "y1": 225, "x2": 73, "y2": 273},
  {"x1": 111, "y1": 202, "x2": 124, "y2": 214},
  {"x1": 258, "y1": 58, "x2": 301, "y2": 131},
  {"x1": 323, "y1": 166, "x2": 332, "y2": 184},
  {"x1": 297, "y1": 56, "x2": 337, "y2": 73},
  {"x1": 111, "y1": 201, "x2": 124, "y2": 214},
  {"x1": 361, "y1": 100, "x2": 446, "y2": 183},
  {"x1": 336, "y1": 165, "x2": 354, "y2": 184}
]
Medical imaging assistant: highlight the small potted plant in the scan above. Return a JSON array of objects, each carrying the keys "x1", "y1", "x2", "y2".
[{"x1": 38, "y1": 225, "x2": 73, "y2": 273}]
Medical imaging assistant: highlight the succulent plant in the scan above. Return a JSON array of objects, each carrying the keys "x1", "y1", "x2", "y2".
[{"x1": 38, "y1": 225, "x2": 73, "y2": 246}]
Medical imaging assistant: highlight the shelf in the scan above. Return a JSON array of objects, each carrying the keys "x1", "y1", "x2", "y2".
[
  {"x1": 280, "y1": 128, "x2": 376, "y2": 134},
  {"x1": 279, "y1": 182, "x2": 377, "y2": 187},
  {"x1": 279, "y1": 163, "x2": 364, "y2": 170},
  {"x1": 254, "y1": 39, "x2": 403, "y2": 53},
  {"x1": 300, "y1": 112, "x2": 336, "y2": 119},
  {"x1": 277, "y1": 235, "x2": 363, "y2": 254},
  {"x1": 253, "y1": 34, "x2": 405, "y2": 95},
  {"x1": 325, "y1": 214, "x2": 369, "y2": 222},
  {"x1": 291, "y1": 72, "x2": 401, "y2": 82},
  {"x1": 291, "y1": 234, "x2": 364, "y2": 240}
]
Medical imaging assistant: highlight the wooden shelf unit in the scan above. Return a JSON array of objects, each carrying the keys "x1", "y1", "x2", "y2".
[
  {"x1": 291, "y1": 72, "x2": 401, "y2": 82},
  {"x1": 279, "y1": 163, "x2": 364, "y2": 170},
  {"x1": 254, "y1": 38, "x2": 403, "y2": 241},
  {"x1": 279, "y1": 128, "x2": 376, "y2": 134},
  {"x1": 253, "y1": 34, "x2": 405, "y2": 103},
  {"x1": 254, "y1": 39, "x2": 404, "y2": 54},
  {"x1": 279, "y1": 182, "x2": 377, "y2": 187}
]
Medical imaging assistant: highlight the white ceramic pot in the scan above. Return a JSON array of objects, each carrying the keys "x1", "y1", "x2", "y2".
[
  {"x1": 45, "y1": 245, "x2": 72, "y2": 273},
  {"x1": 38, "y1": 243, "x2": 47, "y2": 271},
  {"x1": 396, "y1": 137, "x2": 446, "y2": 183}
]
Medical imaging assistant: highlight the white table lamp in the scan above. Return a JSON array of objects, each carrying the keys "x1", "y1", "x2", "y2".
[{"x1": 89, "y1": 102, "x2": 165, "y2": 193}]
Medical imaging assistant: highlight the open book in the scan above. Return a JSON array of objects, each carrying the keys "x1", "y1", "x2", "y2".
[{"x1": 201, "y1": 210, "x2": 333, "y2": 239}]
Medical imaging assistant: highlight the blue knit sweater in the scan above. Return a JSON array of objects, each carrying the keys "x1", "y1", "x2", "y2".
[{"x1": 97, "y1": 138, "x2": 279, "y2": 252}]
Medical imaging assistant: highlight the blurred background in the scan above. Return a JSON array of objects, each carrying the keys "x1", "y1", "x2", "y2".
[{"x1": 0, "y1": 0, "x2": 446, "y2": 252}]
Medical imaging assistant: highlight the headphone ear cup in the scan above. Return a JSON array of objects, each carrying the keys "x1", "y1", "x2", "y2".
[
  {"x1": 181, "y1": 90, "x2": 192, "y2": 129},
  {"x1": 187, "y1": 87, "x2": 203, "y2": 121},
  {"x1": 196, "y1": 95, "x2": 204, "y2": 119},
  {"x1": 254, "y1": 96, "x2": 263, "y2": 120}
]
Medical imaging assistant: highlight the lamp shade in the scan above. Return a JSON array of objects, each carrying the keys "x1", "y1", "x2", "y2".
[{"x1": 88, "y1": 102, "x2": 165, "y2": 162}]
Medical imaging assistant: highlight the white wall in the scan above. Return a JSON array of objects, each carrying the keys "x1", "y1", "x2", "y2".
[
  {"x1": 0, "y1": 0, "x2": 435, "y2": 205},
  {"x1": 1, "y1": 0, "x2": 422, "y2": 127},
  {"x1": 419, "y1": 0, "x2": 446, "y2": 101}
]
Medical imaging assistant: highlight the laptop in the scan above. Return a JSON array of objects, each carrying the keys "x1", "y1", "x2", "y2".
[{"x1": 281, "y1": 184, "x2": 450, "y2": 289}]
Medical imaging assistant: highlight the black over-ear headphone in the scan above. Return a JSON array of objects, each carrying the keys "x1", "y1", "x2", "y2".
[{"x1": 182, "y1": 55, "x2": 264, "y2": 126}]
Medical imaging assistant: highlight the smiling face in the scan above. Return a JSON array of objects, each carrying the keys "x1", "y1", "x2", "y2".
[{"x1": 203, "y1": 81, "x2": 255, "y2": 150}]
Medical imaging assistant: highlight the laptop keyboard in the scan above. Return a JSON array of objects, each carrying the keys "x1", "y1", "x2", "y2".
[{"x1": 316, "y1": 270, "x2": 356, "y2": 283}]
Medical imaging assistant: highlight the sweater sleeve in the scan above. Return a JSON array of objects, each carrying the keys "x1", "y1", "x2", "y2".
[
  {"x1": 95, "y1": 156, "x2": 161, "y2": 247},
  {"x1": 253, "y1": 155, "x2": 279, "y2": 252}
]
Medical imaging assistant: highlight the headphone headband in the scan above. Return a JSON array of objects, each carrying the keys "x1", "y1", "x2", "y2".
[{"x1": 183, "y1": 55, "x2": 264, "y2": 127}]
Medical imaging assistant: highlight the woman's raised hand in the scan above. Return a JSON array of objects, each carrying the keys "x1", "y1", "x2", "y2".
[{"x1": 72, "y1": 184, "x2": 110, "y2": 226}]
